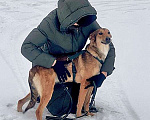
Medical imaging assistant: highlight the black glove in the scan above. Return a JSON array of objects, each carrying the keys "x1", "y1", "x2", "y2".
[
  {"x1": 85, "y1": 73, "x2": 106, "y2": 89},
  {"x1": 52, "y1": 61, "x2": 71, "y2": 83}
]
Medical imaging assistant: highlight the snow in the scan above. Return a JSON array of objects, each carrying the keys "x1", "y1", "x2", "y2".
[{"x1": 0, "y1": 0, "x2": 150, "y2": 120}]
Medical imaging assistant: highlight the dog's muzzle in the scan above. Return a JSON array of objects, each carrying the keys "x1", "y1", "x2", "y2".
[{"x1": 101, "y1": 37, "x2": 111, "y2": 44}]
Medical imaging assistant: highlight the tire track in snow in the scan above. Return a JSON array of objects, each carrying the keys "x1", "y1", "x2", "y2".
[{"x1": 0, "y1": 50, "x2": 26, "y2": 94}]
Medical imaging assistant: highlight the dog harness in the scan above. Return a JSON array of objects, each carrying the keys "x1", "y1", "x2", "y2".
[{"x1": 67, "y1": 50, "x2": 104, "y2": 83}]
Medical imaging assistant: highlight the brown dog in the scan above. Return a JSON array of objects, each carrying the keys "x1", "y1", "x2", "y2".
[{"x1": 17, "y1": 28, "x2": 112, "y2": 120}]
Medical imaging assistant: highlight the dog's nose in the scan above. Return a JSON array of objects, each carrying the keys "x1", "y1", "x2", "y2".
[{"x1": 106, "y1": 37, "x2": 111, "y2": 42}]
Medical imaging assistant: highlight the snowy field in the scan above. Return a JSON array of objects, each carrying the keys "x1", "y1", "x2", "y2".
[{"x1": 0, "y1": 0, "x2": 150, "y2": 120}]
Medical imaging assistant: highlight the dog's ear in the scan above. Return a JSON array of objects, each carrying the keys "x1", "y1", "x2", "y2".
[
  {"x1": 89, "y1": 29, "x2": 99, "y2": 46},
  {"x1": 89, "y1": 29, "x2": 99, "y2": 41}
]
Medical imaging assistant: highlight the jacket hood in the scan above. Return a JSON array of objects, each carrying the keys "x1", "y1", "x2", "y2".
[{"x1": 57, "y1": 0, "x2": 97, "y2": 31}]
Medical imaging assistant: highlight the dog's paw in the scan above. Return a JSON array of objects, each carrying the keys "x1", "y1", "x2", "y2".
[
  {"x1": 76, "y1": 114, "x2": 82, "y2": 118},
  {"x1": 17, "y1": 106, "x2": 22, "y2": 112},
  {"x1": 17, "y1": 100, "x2": 23, "y2": 112},
  {"x1": 86, "y1": 112, "x2": 95, "y2": 116},
  {"x1": 76, "y1": 111, "x2": 84, "y2": 118}
]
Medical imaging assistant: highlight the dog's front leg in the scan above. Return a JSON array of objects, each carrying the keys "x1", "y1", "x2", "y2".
[
  {"x1": 84, "y1": 87, "x2": 94, "y2": 116},
  {"x1": 76, "y1": 82, "x2": 88, "y2": 117}
]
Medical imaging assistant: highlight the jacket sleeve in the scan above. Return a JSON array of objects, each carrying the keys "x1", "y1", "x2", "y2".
[
  {"x1": 100, "y1": 42, "x2": 116, "y2": 76},
  {"x1": 21, "y1": 28, "x2": 56, "y2": 68}
]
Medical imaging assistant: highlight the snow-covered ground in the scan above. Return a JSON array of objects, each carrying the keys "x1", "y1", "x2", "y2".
[{"x1": 0, "y1": 0, "x2": 150, "y2": 120}]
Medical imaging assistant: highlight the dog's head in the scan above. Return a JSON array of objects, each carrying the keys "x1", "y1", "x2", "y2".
[{"x1": 89, "y1": 28, "x2": 112, "y2": 46}]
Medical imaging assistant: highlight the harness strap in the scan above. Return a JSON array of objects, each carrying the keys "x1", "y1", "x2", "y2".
[
  {"x1": 67, "y1": 50, "x2": 104, "y2": 64},
  {"x1": 67, "y1": 50, "x2": 87, "y2": 61},
  {"x1": 86, "y1": 50, "x2": 104, "y2": 65},
  {"x1": 67, "y1": 50, "x2": 87, "y2": 83},
  {"x1": 67, "y1": 50, "x2": 104, "y2": 82},
  {"x1": 72, "y1": 61, "x2": 76, "y2": 83}
]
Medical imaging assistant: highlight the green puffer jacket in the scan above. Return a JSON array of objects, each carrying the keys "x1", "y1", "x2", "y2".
[{"x1": 21, "y1": 0, "x2": 115, "y2": 76}]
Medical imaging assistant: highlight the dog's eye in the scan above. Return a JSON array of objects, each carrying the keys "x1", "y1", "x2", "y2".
[
  {"x1": 99, "y1": 33, "x2": 103, "y2": 35},
  {"x1": 108, "y1": 32, "x2": 110, "y2": 34}
]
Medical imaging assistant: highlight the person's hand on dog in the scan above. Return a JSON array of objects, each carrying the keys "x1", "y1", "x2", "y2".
[
  {"x1": 85, "y1": 73, "x2": 106, "y2": 89},
  {"x1": 52, "y1": 60, "x2": 71, "y2": 83}
]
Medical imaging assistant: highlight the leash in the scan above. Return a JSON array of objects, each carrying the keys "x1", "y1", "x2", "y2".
[{"x1": 89, "y1": 81, "x2": 97, "y2": 111}]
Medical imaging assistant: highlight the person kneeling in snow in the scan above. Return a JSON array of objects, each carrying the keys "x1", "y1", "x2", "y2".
[{"x1": 21, "y1": 0, "x2": 115, "y2": 116}]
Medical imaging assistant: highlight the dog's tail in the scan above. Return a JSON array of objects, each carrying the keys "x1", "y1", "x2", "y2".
[{"x1": 24, "y1": 71, "x2": 38, "y2": 113}]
